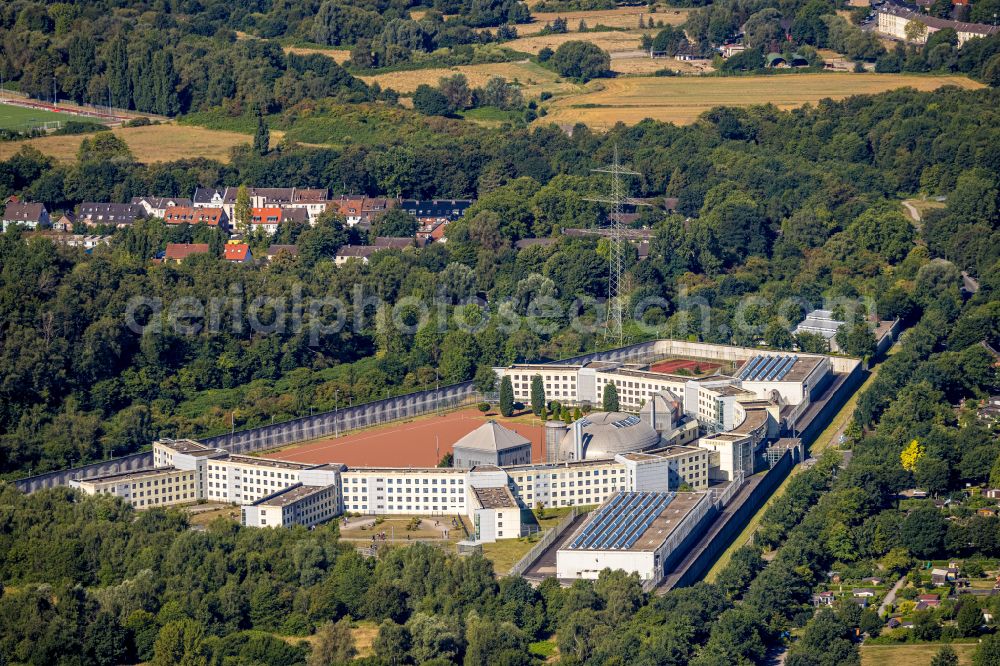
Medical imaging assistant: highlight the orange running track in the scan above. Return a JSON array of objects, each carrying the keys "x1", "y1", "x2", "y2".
[{"x1": 262, "y1": 409, "x2": 548, "y2": 468}]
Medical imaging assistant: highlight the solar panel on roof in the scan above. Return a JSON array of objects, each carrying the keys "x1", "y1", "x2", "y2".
[
  {"x1": 598, "y1": 493, "x2": 657, "y2": 549},
  {"x1": 773, "y1": 356, "x2": 795, "y2": 381},
  {"x1": 775, "y1": 355, "x2": 798, "y2": 381},
  {"x1": 746, "y1": 355, "x2": 770, "y2": 380},
  {"x1": 752, "y1": 356, "x2": 780, "y2": 381},
  {"x1": 574, "y1": 493, "x2": 643, "y2": 549},
  {"x1": 764, "y1": 355, "x2": 788, "y2": 380},
  {"x1": 612, "y1": 492, "x2": 674, "y2": 549},
  {"x1": 738, "y1": 355, "x2": 765, "y2": 380}
]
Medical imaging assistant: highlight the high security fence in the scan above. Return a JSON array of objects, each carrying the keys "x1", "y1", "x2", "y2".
[
  {"x1": 15, "y1": 382, "x2": 478, "y2": 493},
  {"x1": 509, "y1": 507, "x2": 589, "y2": 577},
  {"x1": 14, "y1": 340, "x2": 665, "y2": 493}
]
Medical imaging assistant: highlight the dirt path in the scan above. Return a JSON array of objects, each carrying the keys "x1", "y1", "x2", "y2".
[{"x1": 902, "y1": 201, "x2": 921, "y2": 222}]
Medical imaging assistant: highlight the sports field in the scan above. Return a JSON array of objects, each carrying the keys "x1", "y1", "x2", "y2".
[
  {"x1": 262, "y1": 408, "x2": 548, "y2": 467},
  {"x1": 539, "y1": 73, "x2": 983, "y2": 128},
  {"x1": 0, "y1": 102, "x2": 102, "y2": 131},
  {"x1": 0, "y1": 123, "x2": 255, "y2": 163}
]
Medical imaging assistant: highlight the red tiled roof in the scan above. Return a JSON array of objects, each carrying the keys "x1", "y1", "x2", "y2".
[
  {"x1": 165, "y1": 243, "x2": 210, "y2": 261},
  {"x1": 224, "y1": 243, "x2": 251, "y2": 262},
  {"x1": 251, "y1": 207, "x2": 282, "y2": 225},
  {"x1": 164, "y1": 206, "x2": 226, "y2": 226}
]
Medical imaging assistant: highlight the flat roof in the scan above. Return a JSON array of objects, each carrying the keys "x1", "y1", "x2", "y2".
[
  {"x1": 473, "y1": 486, "x2": 518, "y2": 509},
  {"x1": 739, "y1": 355, "x2": 823, "y2": 383},
  {"x1": 344, "y1": 466, "x2": 468, "y2": 474},
  {"x1": 253, "y1": 483, "x2": 331, "y2": 507},
  {"x1": 731, "y1": 407, "x2": 769, "y2": 435},
  {"x1": 74, "y1": 466, "x2": 184, "y2": 484},
  {"x1": 225, "y1": 455, "x2": 312, "y2": 470},
  {"x1": 157, "y1": 439, "x2": 211, "y2": 454},
  {"x1": 562, "y1": 491, "x2": 705, "y2": 552}
]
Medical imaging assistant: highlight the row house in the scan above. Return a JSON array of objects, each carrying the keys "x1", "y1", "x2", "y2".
[
  {"x1": 131, "y1": 196, "x2": 193, "y2": 218},
  {"x1": 77, "y1": 202, "x2": 148, "y2": 228},
  {"x1": 164, "y1": 206, "x2": 229, "y2": 229}
]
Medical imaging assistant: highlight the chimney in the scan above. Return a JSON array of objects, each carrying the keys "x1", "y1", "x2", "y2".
[{"x1": 573, "y1": 419, "x2": 584, "y2": 461}]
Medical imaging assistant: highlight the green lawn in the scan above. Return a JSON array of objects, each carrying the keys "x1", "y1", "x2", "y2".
[
  {"x1": 0, "y1": 102, "x2": 101, "y2": 131},
  {"x1": 860, "y1": 642, "x2": 978, "y2": 666},
  {"x1": 481, "y1": 506, "x2": 588, "y2": 575}
]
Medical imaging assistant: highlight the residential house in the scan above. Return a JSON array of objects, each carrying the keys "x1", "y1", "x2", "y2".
[
  {"x1": 2, "y1": 202, "x2": 50, "y2": 231},
  {"x1": 288, "y1": 188, "x2": 330, "y2": 222},
  {"x1": 281, "y1": 208, "x2": 309, "y2": 225},
  {"x1": 852, "y1": 589, "x2": 876, "y2": 598},
  {"x1": 52, "y1": 211, "x2": 76, "y2": 232},
  {"x1": 331, "y1": 195, "x2": 395, "y2": 227},
  {"x1": 224, "y1": 242, "x2": 252, "y2": 263},
  {"x1": 266, "y1": 245, "x2": 298, "y2": 261},
  {"x1": 373, "y1": 236, "x2": 424, "y2": 250},
  {"x1": 978, "y1": 507, "x2": 997, "y2": 518},
  {"x1": 876, "y1": 2, "x2": 1000, "y2": 45},
  {"x1": 77, "y1": 202, "x2": 147, "y2": 228},
  {"x1": 399, "y1": 199, "x2": 473, "y2": 226},
  {"x1": 163, "y1": 206, "x2": 228, "y2": 229},
  {"x1": 812, "y1": 591, "x2": 836, "y2": 607},
  {"x1": 131, "y1": 196, "x2": 193, "y2": 218},
  {"x1": 984, "y1": 487, "x2": 1000, "y2": 500},
  {"x1": 194, "y1": 187, "x2": 329, "y2": 224},
  {"x1": 250, "y1": 207, "x2": 283, "y2": 235},
  {"x1": 334, "y1": 245, "x2": 377, "y2": 265},
  {"x1": 165, "y1": 243, "x2": 211, "y2": 263}
]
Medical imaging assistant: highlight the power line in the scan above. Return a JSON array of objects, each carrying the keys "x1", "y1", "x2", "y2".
[{"x1": 586, "y1": 144, "x2": 647, "y2": 348}]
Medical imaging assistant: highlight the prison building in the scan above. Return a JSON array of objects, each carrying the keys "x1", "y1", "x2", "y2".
[
  {"x1": 452, "y1": 420, "x2": 532, "y2": 468},
  {"x1": 556, "y1": 490, "x2": 713, "y2": 584}
]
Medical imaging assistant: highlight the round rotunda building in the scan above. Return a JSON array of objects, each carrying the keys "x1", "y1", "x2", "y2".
[{"x1": 557, "y1": 412, "x2": 662, "y2": 462}]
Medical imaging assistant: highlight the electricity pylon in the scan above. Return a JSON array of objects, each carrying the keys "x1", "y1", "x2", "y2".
[{"x1": 586, "y1": 145, "x2": 647, "y2": 348}]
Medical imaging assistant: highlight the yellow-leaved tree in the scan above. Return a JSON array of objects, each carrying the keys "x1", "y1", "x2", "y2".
[{"x1": 900, "y1": 438, "x2": 925, "y2": 472}]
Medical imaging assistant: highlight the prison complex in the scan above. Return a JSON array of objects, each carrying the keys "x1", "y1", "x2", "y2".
[{"x1": 70, "y1": 344, "x2": 850, "y2": 579}]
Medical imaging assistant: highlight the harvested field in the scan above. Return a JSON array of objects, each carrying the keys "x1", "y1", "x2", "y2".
[
  {"x1": 282, "y1": 45, "x2": 351, "y2": 63},
  {"x1": 516, "y1": 7, "x2": 689, "y2": 35},
  {"x1": 359, "y1": 60, "x2": 575, "y2": 98},
  {"x1": 503, "y1": 28, "x2": 650, "y2": 54},
  {"x1": 262, "y1": 408, "x2": 547, "y2": 467},
  {"x1": 0, "y1": 123, "x2": 253, "y2": 163},
  {"x1": 539, "y1": 73, "x2": 983, "y2": 128},
  {"x1": 610, "y1": 53, "x2": 711, "y2": 75}
]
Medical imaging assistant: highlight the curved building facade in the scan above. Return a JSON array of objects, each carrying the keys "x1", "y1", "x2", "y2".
[{"x1": 558, "y1": 412, "x2": 661, "y2": 461}]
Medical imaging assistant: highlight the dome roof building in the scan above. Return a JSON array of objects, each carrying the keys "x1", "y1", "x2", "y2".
[{"x1": 558, "y1": 412, "x2": 661, "y2": 462}]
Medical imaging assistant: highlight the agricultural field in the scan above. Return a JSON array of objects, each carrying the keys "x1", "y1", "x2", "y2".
[
  {"x1": 502, "y1": 28, "x2": 651, "y2": 55},
  {"x1": 359, "y1": 60, "x2": 575, "y2": 98},
  {"x1": 0, "y1": 102, "x2": 103, "y2": 132},
  {"x1": 539, "y1": 73, "x2": 983, "y2": 128},
  {"x1": 516, "y1": 6, "x2": 690, "y2": 35},
  {"x1": 282, "y1": 45, "x2": 351, "y2": 63},
  {"x1": 0, "y1": 123, "x2": 254, "y2": 163},
  {"x1": 859, "y1": 643, "x2": 977, "y2": 666}
]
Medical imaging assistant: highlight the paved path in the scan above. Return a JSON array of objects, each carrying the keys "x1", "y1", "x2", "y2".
[{"x1": 878, "y1": 576, "x2": 906, "y2": 616}]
